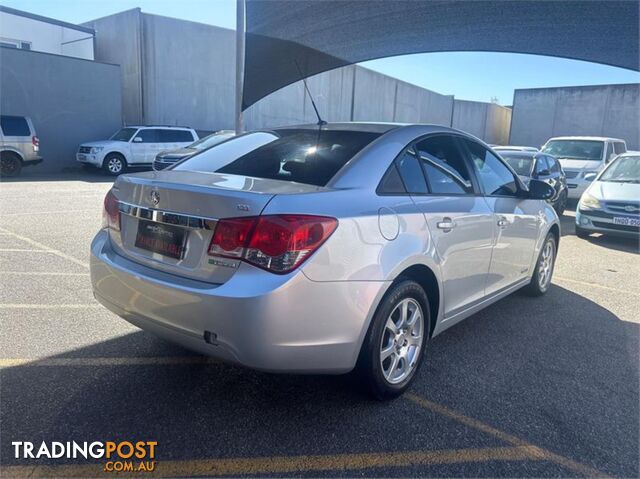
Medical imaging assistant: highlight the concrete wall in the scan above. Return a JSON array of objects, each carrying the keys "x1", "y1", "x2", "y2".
[
  {"x1": 452, "y1": 100, "x2": 512, "y2": 145},
  {"x1": 510, "y1": 84, "x2": 640, "y2": 149},
  {"x1": 84, "y1": 9, "x2": 143, "y2": 125},
  {"x1": 0, "y1": 47, "x2": 122, "y2": 172}
]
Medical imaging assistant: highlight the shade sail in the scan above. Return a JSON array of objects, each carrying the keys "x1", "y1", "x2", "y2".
[{"x1": 243, "y1": 0, "x2": 639, "y2": 109}]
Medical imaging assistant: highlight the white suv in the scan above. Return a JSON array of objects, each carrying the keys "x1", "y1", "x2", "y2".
[
  {"x1": 77, "y1": 126, "x2": 199, "y2": 175},
  {"x1": 540, "y1": 136, "x2": 627, "y2": 199}
]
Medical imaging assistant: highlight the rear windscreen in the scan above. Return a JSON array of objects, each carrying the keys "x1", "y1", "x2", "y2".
[{"x1": 173, "y1": 129, "x2": 381, "y2": 186}]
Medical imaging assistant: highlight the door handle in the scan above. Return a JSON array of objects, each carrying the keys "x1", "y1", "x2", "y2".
[
  {"x1": 437, "y1": 217, "x2": 455, "y2": 231},
  {"x1": 497, "y1": 217, "x2": 508, "y2": 227}
]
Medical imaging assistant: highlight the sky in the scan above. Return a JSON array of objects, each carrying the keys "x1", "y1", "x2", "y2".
[{"x1": 6, "y1": 0, "x2": 639, "y2": 105}]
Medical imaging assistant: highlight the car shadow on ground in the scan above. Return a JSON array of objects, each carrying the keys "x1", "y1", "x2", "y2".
[{"x1": 0, "y1": 286, "x2": 637, "y2": 477}]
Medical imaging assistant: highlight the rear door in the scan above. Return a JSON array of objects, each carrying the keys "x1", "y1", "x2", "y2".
[
  {"x1": 400, "y1": 134, "x2": 495, "y2": 318},
  {"x1": 460, "y1": 138, "x2": 540, "y2": 295}
]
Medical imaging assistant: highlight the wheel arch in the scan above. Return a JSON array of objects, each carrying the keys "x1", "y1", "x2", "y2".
[
  {"x1": 1, "y1": 148, "x2": 25, "y2": 162},
  {"x1": 394, "y1": 264, "x2": 441, "y2": 338}
]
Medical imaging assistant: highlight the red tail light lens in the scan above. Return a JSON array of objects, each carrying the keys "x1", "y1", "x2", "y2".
[
  {"x1": 32, "y1": 136, "x2": 39, "y2": 147},
  {"x1": 208, "y1": 215, "x2": 338, "y2": 273},
  {"x1": 102, "y1": 189, "x2": 121, "y2": 231}
]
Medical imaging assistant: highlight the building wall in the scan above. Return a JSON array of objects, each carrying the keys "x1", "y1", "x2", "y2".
[
  {"x1": 510, "y1": 84, "x2": 640, "y2": 149},
  {"x1": 0, "y1": 10, "x2": 93, "y2": 60},
  {"x1": 0, "y1": 47, "x2": 122, "y2": 172},
  {"x1": 83, "y1": 9, "x2": 144, "y2": 125},
  {"x1": 452, "y1": 100, "x2": 512, "y2": 145}
]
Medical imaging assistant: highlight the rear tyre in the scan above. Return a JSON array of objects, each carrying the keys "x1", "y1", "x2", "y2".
[
  {"x1": 575, "y1": 226, "x2": 590, "y2": 239},
  {"x1": 357, "y1": 280, "x2": 430, "y2": 400},
  {"x1": 102, "y1": 153, "x2": 126, "y2": 176},
  {"x1": 0, "y1": 152, "x2": 22, "y2": 177},
  {"x1": 524, "y1": 233, "x2": 556, "y2": 297}
]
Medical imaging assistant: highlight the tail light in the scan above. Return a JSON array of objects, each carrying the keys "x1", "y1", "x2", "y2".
[
  {"x1": 32, "y1": 136, "x2": 39, "y2": 152},
  {"x1": 102, "y1": 189, "x2": 121, "y2": 231},
  {"x1": 208, "y1": 215, "x2": 338, "y2": 274}
]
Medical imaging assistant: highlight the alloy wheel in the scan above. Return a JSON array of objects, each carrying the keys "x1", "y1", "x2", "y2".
[
  {"x1": 380, "y1": 298, "x2": 424, "y2": 384},
  {"x1": 107, "y1": 157, "x2": 123, "y2": 174},
  {"x1": 538, "y1": 239, "x2": 555, "y2": 290}
]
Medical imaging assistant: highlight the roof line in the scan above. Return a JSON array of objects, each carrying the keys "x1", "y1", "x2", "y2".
[{"x1": 0, "y1": 5, "x2": 95, "y2": 34}]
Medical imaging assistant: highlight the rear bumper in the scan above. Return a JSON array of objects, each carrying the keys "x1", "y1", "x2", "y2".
[
  {"x1": 23, "y1": 157, "x2": 43, "y2": 166},
  {"x1": 90, "y1": 230, "x2": 385, "y2": 373},
  {"x1": 576, "y1": 209, "x2": 640, "y2": 238}
]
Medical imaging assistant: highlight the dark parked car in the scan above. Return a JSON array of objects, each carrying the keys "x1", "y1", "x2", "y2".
[
  {"x1": 153, "y1": 130, "x2": 235, "y2": 171},
  {"x1": 500, "y1": 151, "x2": 568, "y2": 215}
]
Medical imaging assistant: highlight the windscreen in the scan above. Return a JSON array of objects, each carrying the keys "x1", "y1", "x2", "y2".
[
  {"x1": 599, "y1": 156, "x2": 640, "y2": 183},
  {"x1": 110, "y1": 128, "x2": 137, "y2": 142},
  {"x1": 501, "y1": 153, "x2": 535, "y2": 176},
  {"x1": 174, "y1": 129, "x2": 381, "y2": 186},
  {"x1": 542, "y1": 140, "x2": 604, "y2": 161}
]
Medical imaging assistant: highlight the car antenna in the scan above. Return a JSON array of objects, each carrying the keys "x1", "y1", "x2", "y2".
[{"x1": 295, "y1": 60, "x2": 327, "y2": 126}]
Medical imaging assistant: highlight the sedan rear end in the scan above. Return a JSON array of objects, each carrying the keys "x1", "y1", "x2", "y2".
[{"x1": 91, "y1": 126, "x2": 387, "y2": 373}]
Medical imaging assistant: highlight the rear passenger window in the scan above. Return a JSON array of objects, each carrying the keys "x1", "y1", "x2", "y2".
[
  {"x1": 534, "y1": 156, "x2": 550, "y2": 176},
  {"x1": 1, "y1": 116, "x2": 30, "y2": 136},
  {"x1": 415, "y1": 136, "x2": 473, "y2": 195},
  {"x1": 464, "y1": 139, "x2": 518, "y2": 196},
  {"x1": 395, "y1": 148, "x2": 428, "y2": 194},
  {"x1": 547, "y1": 156, "x2": 560, "y2": 174},
  {"x1": 157, "y1": 129, "x2": 194, "y2": 142}
]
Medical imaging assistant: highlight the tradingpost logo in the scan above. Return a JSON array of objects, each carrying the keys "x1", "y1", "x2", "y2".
[{"x1": 12, "y1": 441, "x2": 158, "y2": 473}]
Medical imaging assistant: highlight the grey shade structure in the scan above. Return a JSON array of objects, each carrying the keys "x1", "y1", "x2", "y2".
[{"x1": 243, "y1": 0, "x2": 640, "y2": 109}]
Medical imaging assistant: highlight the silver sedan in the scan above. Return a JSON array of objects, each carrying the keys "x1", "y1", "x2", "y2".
[{"x1": 91, "y1": 123, "x2": 560, "y2": 399}]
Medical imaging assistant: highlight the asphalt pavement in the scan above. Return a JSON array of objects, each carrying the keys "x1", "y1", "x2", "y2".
[{"x1": 0, "y1": 173, "x2": 638, "y2": 478}]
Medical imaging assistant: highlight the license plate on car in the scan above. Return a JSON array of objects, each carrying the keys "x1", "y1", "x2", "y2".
[
  {"x1": 135, "y1": 220, "x2": 187, "y2": 259},
  {"x1": 613, "y1": 217, "x2": 640, "y2": 227}
]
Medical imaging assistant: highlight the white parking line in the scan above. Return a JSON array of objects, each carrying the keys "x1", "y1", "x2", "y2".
[
  {"x1": 0, "y1": 304, "x2": 100, "y2": 309},
  {"x1": 554, "y1": 276, "x2": 640, "y2": 296},
  {"x1": 0, "y1": 226, "x2": 88, "y2": 269},
  {"x1": 0, "y1": 249, "x2": 52, "y2": 252}
]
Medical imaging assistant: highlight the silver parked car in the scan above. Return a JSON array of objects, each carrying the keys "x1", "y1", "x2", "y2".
[
  {"x1": 0, "y1": 115, "x2": 42, "y2": 176},
  {"x1": 91, "y1": 123, "x2": 560, "y2": 398},
  {"x1": 576, "y1": 152, "x2": 640, "y2": 239}
]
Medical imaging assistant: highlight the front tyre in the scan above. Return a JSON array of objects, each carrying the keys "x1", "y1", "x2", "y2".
[
  {"x1": 102, "y1": 153, "x2": 126, "y2": 176},
  {"x1": 357, "y1": 280, "x2": 430, "y2": 400},
  {"x1": 525, "y1": 233, "x2": 556, "y2": 296}
]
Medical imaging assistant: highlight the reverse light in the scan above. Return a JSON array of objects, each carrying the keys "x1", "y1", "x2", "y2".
[
  {"x1": 102, "y1": 189, "x2": 121, "y2": 231},
  {"x1": 208, "y1": 215, "x2": 338, "y2": 274}
]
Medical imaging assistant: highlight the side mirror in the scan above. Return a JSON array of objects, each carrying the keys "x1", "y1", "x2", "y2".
[
  {"x1": 133, "y1": 137, "x2": 143, "y2": 143},
  {"x1": 528, "y1": 179, "x2": 555, "y2": 200},
  {"x1": 584, "y1": 172, "x2": 597, "y2": 182}
]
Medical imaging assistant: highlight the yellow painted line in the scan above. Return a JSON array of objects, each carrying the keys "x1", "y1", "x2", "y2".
[
  {"x1": 0, "y1": 226, "x2": 88, "y2": 269},
  {"x1": 554, "y1": 276, "x2": 640, "y2": 296},
  {"x1": 0, "y1": 304, "x2": 100, "y2": 309},
  {"x1": 406, "y1": 393, "x2": 610, "y2": 478},
  {"x1": 0, "y1": 271, "x2": 89, "y2": 276},
  {"x1": 0, "y1": 446, "x2": 540, "y2": 478},
  {"x1": 0, "y1": 357, "x2": 218, "y2": 368}
]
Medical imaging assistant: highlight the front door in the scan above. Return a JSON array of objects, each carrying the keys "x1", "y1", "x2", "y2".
[{"x1": 461, "y1": 138, "x2": 540, "y2": 295}]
